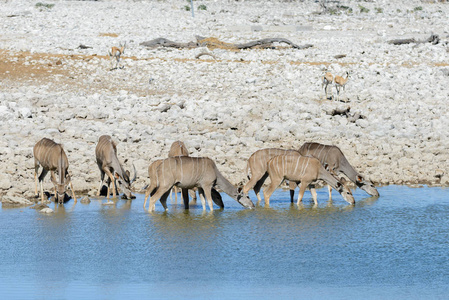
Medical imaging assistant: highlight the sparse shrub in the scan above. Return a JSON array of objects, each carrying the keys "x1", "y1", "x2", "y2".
[
  {"x1": 397, "y1": 9, "x2": 401, "y2": 13},
  {"x1": 328, "y1": 8, "x2": 338, "y2": 15},
  {"x1": 359, "y1": 5, "x2": 370, "y2": 13},
  {"x1": 184, "y1": 5, "x2": 190, "y2": 11},
  {"x1": 35, "y1": 2, "x2": 55, "y2": 9},
  {"x1": 375, "y1": 7, "x2": 383, "y2": 13},
  {"x1": 414, "y1": 6, "x2": 423, "y2": 11},
  {"x1": 337, "y1": 5, "x2": 353, "y2": 14},
  {"x1": 198, "y1": 4, "x2": 207, "y2": 10}
]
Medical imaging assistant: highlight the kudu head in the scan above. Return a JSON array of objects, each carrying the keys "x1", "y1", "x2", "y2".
[
  {"x1": 325, "y1": 164, "x2": 355, "y2": 205},
  {"x1": 114, "y1": 164, "x2": 136, "y2": 199},
  {"x1": 336, "y1": 177, "x2": 355, "y2": 205},
  {"x1": 236, "y1": 187, "x2": 255, "y2": 209},
  {"x1": 356, "y1": 175, "x2": 379, "y2": 197},
  {"x1": 51, "y1": 174, "x2": 70, "y2": 204}
]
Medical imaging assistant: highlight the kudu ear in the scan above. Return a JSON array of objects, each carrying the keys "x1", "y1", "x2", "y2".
[
  {"x1": 65, "y1": 174, "x2": 71, "y2": 185},
  {"x1": 323, "y1": 163, "x2": 329, "y2": 171},
  {"x1": 237, "y1": 187, "x2": 243, "y2": 194},
  {"x1": 340, "y1": 177, "x2": 347, "y2": 184},
  {"x1": 356, "y1": 175, "x2": 363, "y2": 183},
  {"x1": 114, "y1": 171, "x2": 120, "y2": 179}
]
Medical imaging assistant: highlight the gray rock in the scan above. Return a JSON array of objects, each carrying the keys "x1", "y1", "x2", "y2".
[
  {"x1": 80, "y1": 196, "x2": 91, "y2": 204},
  {"x1": 1, "y1": 195, "x2": 33, "y2": 207}
]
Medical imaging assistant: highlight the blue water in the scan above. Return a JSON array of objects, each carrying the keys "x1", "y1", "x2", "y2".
[{"x1": 1, "y1": 185, "x2": 448, "y2": 299}]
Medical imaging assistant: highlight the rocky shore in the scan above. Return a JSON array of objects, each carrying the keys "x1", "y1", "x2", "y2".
[{"x1": 1, "y1": 0, "x2": 448, "y2": 202}]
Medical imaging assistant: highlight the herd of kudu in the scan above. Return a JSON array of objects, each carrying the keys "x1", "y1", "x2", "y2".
[{"x1": 33, "y1": 135, "x2": 379, "y2": 211}]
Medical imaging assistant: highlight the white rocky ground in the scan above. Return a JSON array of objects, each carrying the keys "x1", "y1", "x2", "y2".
[{"x1": 0, "y1": 0, "x2": 448, "y2": 201}]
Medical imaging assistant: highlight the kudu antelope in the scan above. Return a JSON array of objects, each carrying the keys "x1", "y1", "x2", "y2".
[
  {"x1": 108, "y1": 42, "x2": 126, "y2": 70},
  {"x1": 298, "y1": 142, "x2": 379, "y2": 199},
  {"x1": 243, "y1": 148, "x2": 301, "y2": 203},
  {"x1": 168, "y1": 140, "x2": 197, "y2": 203},
  {"x1": 322, "y1": 71, "x2": 334, "y2": 100},
  {"x1": 33, "y1": 138, "x2": 77, "y2": 204},
  {"x1": 334, "y1": 71, "x2": 350, "y2": 101},
  {"x1": 145, "y1": 158, "x2": 222, "y2": 211},
  {"x1": 95, "y1": 135, "x2": 136, "y2": 200},
  {"x1": 144, "y1": 156, "x2": 254, "y2": 212},
  {"x1": 264, "y1": 153, "x2": 355, "y2": 206}
]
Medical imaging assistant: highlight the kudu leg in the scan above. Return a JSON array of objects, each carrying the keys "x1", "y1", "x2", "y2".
[
  {"x1": 103, "y1": 169, "x2": 116, "y2": 199},
  {"x1": 96, "y1": 171, "x2": 105, "y2": 197},
  {"x1": 143, "y1": 182, "x2": 158, "y2": 210},
  {"x1": 189, "y1": 188, "x2": 197, "y2": 204},
  {"x1": 327, "y1": 185, "x2": 333, "y2": 201},
  {"x1": 288, "y1": 181, "x2": 297, "y2": 203},
  {"x1": 69, "y1": 182, "x2": 77, "y2": 203},
  {"x1": 253, "y1": 173, "x2": 269, "y2": 203},
  {"x1": 147, "y1": 187, "x2": 170, "y2": 212},
  {"x1": 160, "y1": 190, "x2": 171, "y2": 211},
  {"x1": 243, "y1": 172, "x2": 266, "y2": 201},
  {"x1": 203, "y1": 187, "x2": 214, "y2": 212},
  {"x1": 38, "y1": 169, "x2": 49, "y2": 203},
  {"x1": 263, "y1": 177, "x2": 283, "y2": 207},
  {"x1": 296, "y1": 182, "x2": 309, "y2": 206},
  {"x1": 309, "y1": 185, "x2": 318, "y2": 205},
  {"x1": 34, "y1": 171, "x2": 39, "y2": 197},
  {"x1": 181, "y1": 188, "x2": 189, "y2": 209},
  {"x1": 50, "y1": 171, "x2": 57, "y2": 200},
  {"x1": 34, "y1": 162, "x2": 40, "y2": 197},
  {"x1": 198, "y1": 188, "x2": 207, "y2": 210},
  {"x1": 174, "y1": 186, "x2": 178, "y2": 203}
]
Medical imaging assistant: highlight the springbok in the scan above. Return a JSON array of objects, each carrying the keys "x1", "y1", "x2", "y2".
[
  {"x1": 334, "y1": 71, "x2": 350, "y2": 101},
  {"x1": 264, "y1": 152, "x2": 355, "y2": 206},
  {"x1": 95, "y1": 135, "x2": 136, "y2": 200},
  {"x1": 322, "y1": 71, "x2": 334, "y2": 99},
  {"x1": 168, "y1": 140, "x2": 197, "y2": 203},
  {"x1": 145, "y1": 158, "x2": 223, "y2": 210},
  {"x1": 108, "y1": 42, "x2": 126, "y2": 70},
  {"x1": 33, "y1": 138, "x2": 77, "y2": 204},
  {"x1": 298, "y1": 142, "x2": 379, "y2": 200},
  {"x1": 243, "y1": 148, "x2": 300, "y2": 202},
  {"x1": 143, "y1": 156, "x2": 254, "y2": 212}
]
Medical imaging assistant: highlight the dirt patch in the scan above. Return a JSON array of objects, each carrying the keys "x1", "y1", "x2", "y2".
[{"x1": 99, "y1": 33, "x2": 119, "y2": 37}]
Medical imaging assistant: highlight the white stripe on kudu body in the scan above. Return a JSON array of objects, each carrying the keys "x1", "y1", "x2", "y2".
[
  {"x1": 144, "y1": 156, "x2": 254, "y2": 212},
  {"x1": 263, "y1": 152, "x2": 355, "y2": 206},
  {"x1": 33, "y1": 138, "x2": 76, "y2": 204}
]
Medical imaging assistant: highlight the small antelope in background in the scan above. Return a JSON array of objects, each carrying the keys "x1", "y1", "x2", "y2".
[
  {"x1": 334, "y1": 71, "x2": 350, "y2": 101},
  {"x1": 95, "y1": 135, "x2": 136, "y2": 200},
  {"x1": 108, "y1": 42, "x2": 126, "y2": 70},
  {"x1": 144, "y1": 156, "x2": 254, "y2": 212},
  {"x1": 298, "y1": 142, "x2": 379, "y2": 199},
  {"x1": 243, "y1": 148, "x2": 300, "y2": 202},
  {"x1": 322, "y1": 71, "x2": 334, "y2": 100},
  {"x1": 264, "y1": 153, "x2": 355, "y2": 206},
  {"x1": 33, "y1": 138, "x2": 77, "y2": 204}
]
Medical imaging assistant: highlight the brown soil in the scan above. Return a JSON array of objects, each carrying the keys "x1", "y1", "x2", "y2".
[{"x1": 1, "y1": 48, "x2": 446, "y2": 96}]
